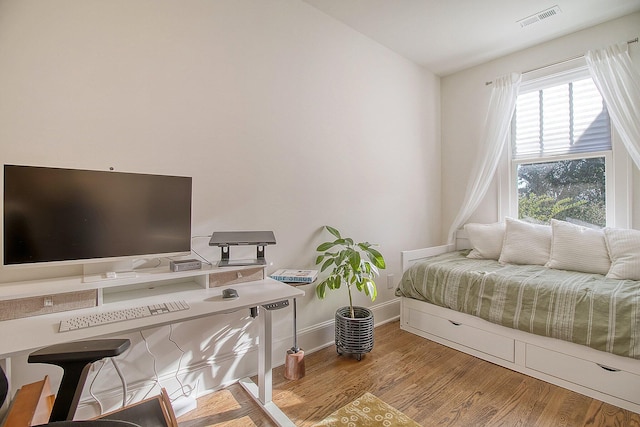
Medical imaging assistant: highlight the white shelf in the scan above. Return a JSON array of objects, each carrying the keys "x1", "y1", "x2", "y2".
[{"x1": 0, "y1": 264, "x2": 266, "y2": 302}]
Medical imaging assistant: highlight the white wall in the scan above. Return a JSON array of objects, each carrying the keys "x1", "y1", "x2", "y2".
[
  {"x1": 0, "y1": 0, "x2": 440, "y2": 413},
  {"x1": 441, "y1": 12, "x2": 640, "y2": 239}
]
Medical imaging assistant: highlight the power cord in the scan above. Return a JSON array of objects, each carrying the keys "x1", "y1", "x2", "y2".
[
  {"x1": 139, "y1": 330, "x2": 162, "y2": 401},
  {"x1": 111, "y1": 358, "x2": 128, "y2": 408},
  {"x1": 190, "y1": 235, "x2": 214, "y2": 266},
  {"x1": 168, "y1": 324, "x2": 194, "y2": 402},
  {"x1": 88, "y1": 357, "x2": 128, "y2": 413},
  {"x1": 83, "y1": 328, "x2": 194, "y2": 413},
  {"x1": 88, "y1": 359, "x2": 106, "y2": 413}
]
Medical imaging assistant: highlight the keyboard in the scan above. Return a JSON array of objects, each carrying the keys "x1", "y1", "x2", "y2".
[{"x1": 59, "y1": 301, "x2": 190, "y2": 332}]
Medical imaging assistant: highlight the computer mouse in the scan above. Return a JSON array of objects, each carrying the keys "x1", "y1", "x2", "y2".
[{"x1": 222, "y1": 288, "x2": 239, "y2": 299}]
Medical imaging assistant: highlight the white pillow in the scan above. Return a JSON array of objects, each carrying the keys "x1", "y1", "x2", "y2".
[
  {"x1": 604, "y1": 227, "x2": 640, "y2": 280},
  {"x1": 464, "y1": 222, "x2": 505, "y2": 260},
  {"x1": 546, "y1": 219, "x2": 610, "y2": 275},
  {"x1": 499, "y1": 218, "x2": 551, "y2": 266}
]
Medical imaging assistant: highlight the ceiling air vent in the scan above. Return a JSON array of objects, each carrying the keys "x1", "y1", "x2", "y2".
[{"x1": 517, "y1": 5, "x2": 562, "y2": 28}]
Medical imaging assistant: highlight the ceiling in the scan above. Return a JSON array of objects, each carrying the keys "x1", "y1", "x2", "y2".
[{"x1": 301, "y1": 0, "x2": 640, "y2": 76}]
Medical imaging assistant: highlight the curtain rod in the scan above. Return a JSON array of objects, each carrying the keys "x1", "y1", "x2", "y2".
[{"x1": 485, "y1": 37, "x2": 638, "y2": 86}]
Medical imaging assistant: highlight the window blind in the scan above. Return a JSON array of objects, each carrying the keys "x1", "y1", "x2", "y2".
[{"x1": 513, "y1": 77, "x2": 611, "y2": 160}]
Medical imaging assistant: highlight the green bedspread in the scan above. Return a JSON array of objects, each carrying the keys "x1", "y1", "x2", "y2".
[{"x1": 395, "y1": 251, "x2": 640, "y2": 359}]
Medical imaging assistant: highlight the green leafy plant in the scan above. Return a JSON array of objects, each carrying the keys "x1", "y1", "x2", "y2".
[
  {"x1": 315, "y1": 226, "x2": 386, "y2": 318},
  {"x1": 518, "y1": 193, "x2": 587, "y2": 224}
]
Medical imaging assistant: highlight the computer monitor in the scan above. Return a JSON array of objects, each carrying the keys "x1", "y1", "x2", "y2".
[{"x1": 3, "y1": 165, "x2": 192, "y2": 273}]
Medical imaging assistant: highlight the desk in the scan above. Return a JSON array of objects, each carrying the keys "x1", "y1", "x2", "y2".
[{"x1": 0, "y1": 278, "x2": 304, "y2": 427}]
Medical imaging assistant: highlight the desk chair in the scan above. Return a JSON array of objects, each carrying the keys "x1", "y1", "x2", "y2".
[
  {"x1": 0, "y1": 364, "x2": 135, "y2": 427},
  {"x1": 28, "y1": 339, "x2": 131, "y2": 423},
  {"x1": 2, "y1": 339, "x2": 178, "y2": 427}
]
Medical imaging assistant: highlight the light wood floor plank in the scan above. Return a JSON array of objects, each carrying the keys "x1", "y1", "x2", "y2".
[{"x1": 178, "y1": 320, "x2": 640, "y2": 426}]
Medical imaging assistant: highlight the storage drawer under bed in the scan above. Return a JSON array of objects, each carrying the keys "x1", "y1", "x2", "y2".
[
  {"x1": 407, "y1": 307, "x2": 515, "y2": 362},
  {"x1": 526, "y1": 344, "x2": 640, "y2": 404}
]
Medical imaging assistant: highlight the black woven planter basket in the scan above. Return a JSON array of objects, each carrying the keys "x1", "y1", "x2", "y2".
[{"x1": 335, "y1": 306, "x2": 374, "y2": 360}]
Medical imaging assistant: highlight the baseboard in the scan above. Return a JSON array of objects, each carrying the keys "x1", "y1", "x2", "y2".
[{"x1": 76, "y1": 298, "x2": 400, "y2": 417}]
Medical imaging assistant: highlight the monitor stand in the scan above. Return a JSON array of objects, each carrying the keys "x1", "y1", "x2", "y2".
[
  {"x1": 217, "y1": 245, "x2": 267, "y2": 267},
  {"x1": 209, "y1": 231, "x2": 275, "y2": 267}
]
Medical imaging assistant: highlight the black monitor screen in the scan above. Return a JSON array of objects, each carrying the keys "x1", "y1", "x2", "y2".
[{"x1": 4, "y1": 165, "x2": 192, "y2": 265}]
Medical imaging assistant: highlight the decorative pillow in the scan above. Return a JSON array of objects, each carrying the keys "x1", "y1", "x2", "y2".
[
  {"x1": 546, "y1": 219, "x2": 610, "y2": 275},
  {"x1": 498, "y1": 217, "x2": 551, "y2": 266},
  {"x1": 604, "y1": 227, "x2": 640, "y2": 280},
  {"x1": 464, "y1": 222, "x2": 505, "y2": 260}
]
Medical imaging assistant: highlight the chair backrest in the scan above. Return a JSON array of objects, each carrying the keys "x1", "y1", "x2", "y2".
[{"x1": 0, "y1": 364, "x2": 8, "y2": 408}]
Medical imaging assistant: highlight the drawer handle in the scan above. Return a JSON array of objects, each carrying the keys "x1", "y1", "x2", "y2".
[
  {"x1": 448, "y1": 320, "x2": 462, "y2": 326},
  {"x1": 597, "y1": 363, "x2": 621, "y2": 372}
]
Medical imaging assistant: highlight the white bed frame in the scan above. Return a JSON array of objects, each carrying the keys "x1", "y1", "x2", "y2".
[{"x1": 399, "y1": 242, "x2": 640, "y2": 414}]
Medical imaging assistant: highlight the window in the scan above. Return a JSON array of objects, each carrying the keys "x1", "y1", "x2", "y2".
[{"x1": 511, "y1": 68, "x2": 612, "y2": 228}]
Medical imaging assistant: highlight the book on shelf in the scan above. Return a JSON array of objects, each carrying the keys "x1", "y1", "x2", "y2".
[{"x1": 270, "y1": 269, "x2": 318, "y2": 283}]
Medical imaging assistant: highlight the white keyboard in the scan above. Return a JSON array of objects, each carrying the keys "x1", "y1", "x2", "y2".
[{"x1": 59, "y1": 301, "x2": 190, "y2": 332}]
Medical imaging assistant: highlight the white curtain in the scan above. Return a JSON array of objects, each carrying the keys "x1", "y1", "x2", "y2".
[
  {"x1": 446, "y1": 72, "x2": 521, "y2": 244},
  {"x1": 586, "y1": 43, "x2": 640, "y2": 168}
]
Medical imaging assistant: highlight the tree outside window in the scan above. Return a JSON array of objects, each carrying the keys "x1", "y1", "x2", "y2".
[{"x1": 517, "y1": 157, "x2": 606, "y2": 227}]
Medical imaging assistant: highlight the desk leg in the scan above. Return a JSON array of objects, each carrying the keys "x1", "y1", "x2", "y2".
[
  {"x1": 258, "y1": 306, "x2": 272, "y2": 404},
  {"x1": 239, "y1": 305, "x2": 295, "y2": 427}
]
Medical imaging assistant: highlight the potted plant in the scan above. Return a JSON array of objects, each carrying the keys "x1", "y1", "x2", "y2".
[{"x1": 315, "y1": 226, "x2": 386, "y2": 360}]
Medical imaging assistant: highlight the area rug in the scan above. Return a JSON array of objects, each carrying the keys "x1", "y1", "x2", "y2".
[{"x1": 312, "y1": 392, "x2": 421, "y2": 427}]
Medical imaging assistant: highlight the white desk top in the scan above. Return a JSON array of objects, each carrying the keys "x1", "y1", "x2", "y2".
[{"x1": 0, "y1": 278, "x2": 304, "y2": 358}]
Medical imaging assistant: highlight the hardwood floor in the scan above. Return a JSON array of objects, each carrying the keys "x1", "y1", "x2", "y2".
[{"x1": 177, "y1": 320, "x2": 640, "y2": 426}]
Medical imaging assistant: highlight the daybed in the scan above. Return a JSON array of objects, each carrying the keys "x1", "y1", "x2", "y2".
[{"x1": 396, "y1": 218, "x2": 640, "y2": 413}]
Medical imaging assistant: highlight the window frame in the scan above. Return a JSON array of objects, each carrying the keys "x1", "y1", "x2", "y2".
[{"x1": 499, "y1": 62, "x2": 631, "y2": 228}]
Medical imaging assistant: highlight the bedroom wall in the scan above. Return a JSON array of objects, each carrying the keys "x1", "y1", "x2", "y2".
[
  {"x1": 0, "y1": 0, "x2": 441, "y2": 412},
  {"x1": 441, "y1": 12, "x2": 640, "y2": 239}
]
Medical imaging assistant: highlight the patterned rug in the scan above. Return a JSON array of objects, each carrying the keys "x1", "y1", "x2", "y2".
[{"x1": 312, "y1": 392, "x2": 421, "y2": 427}]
